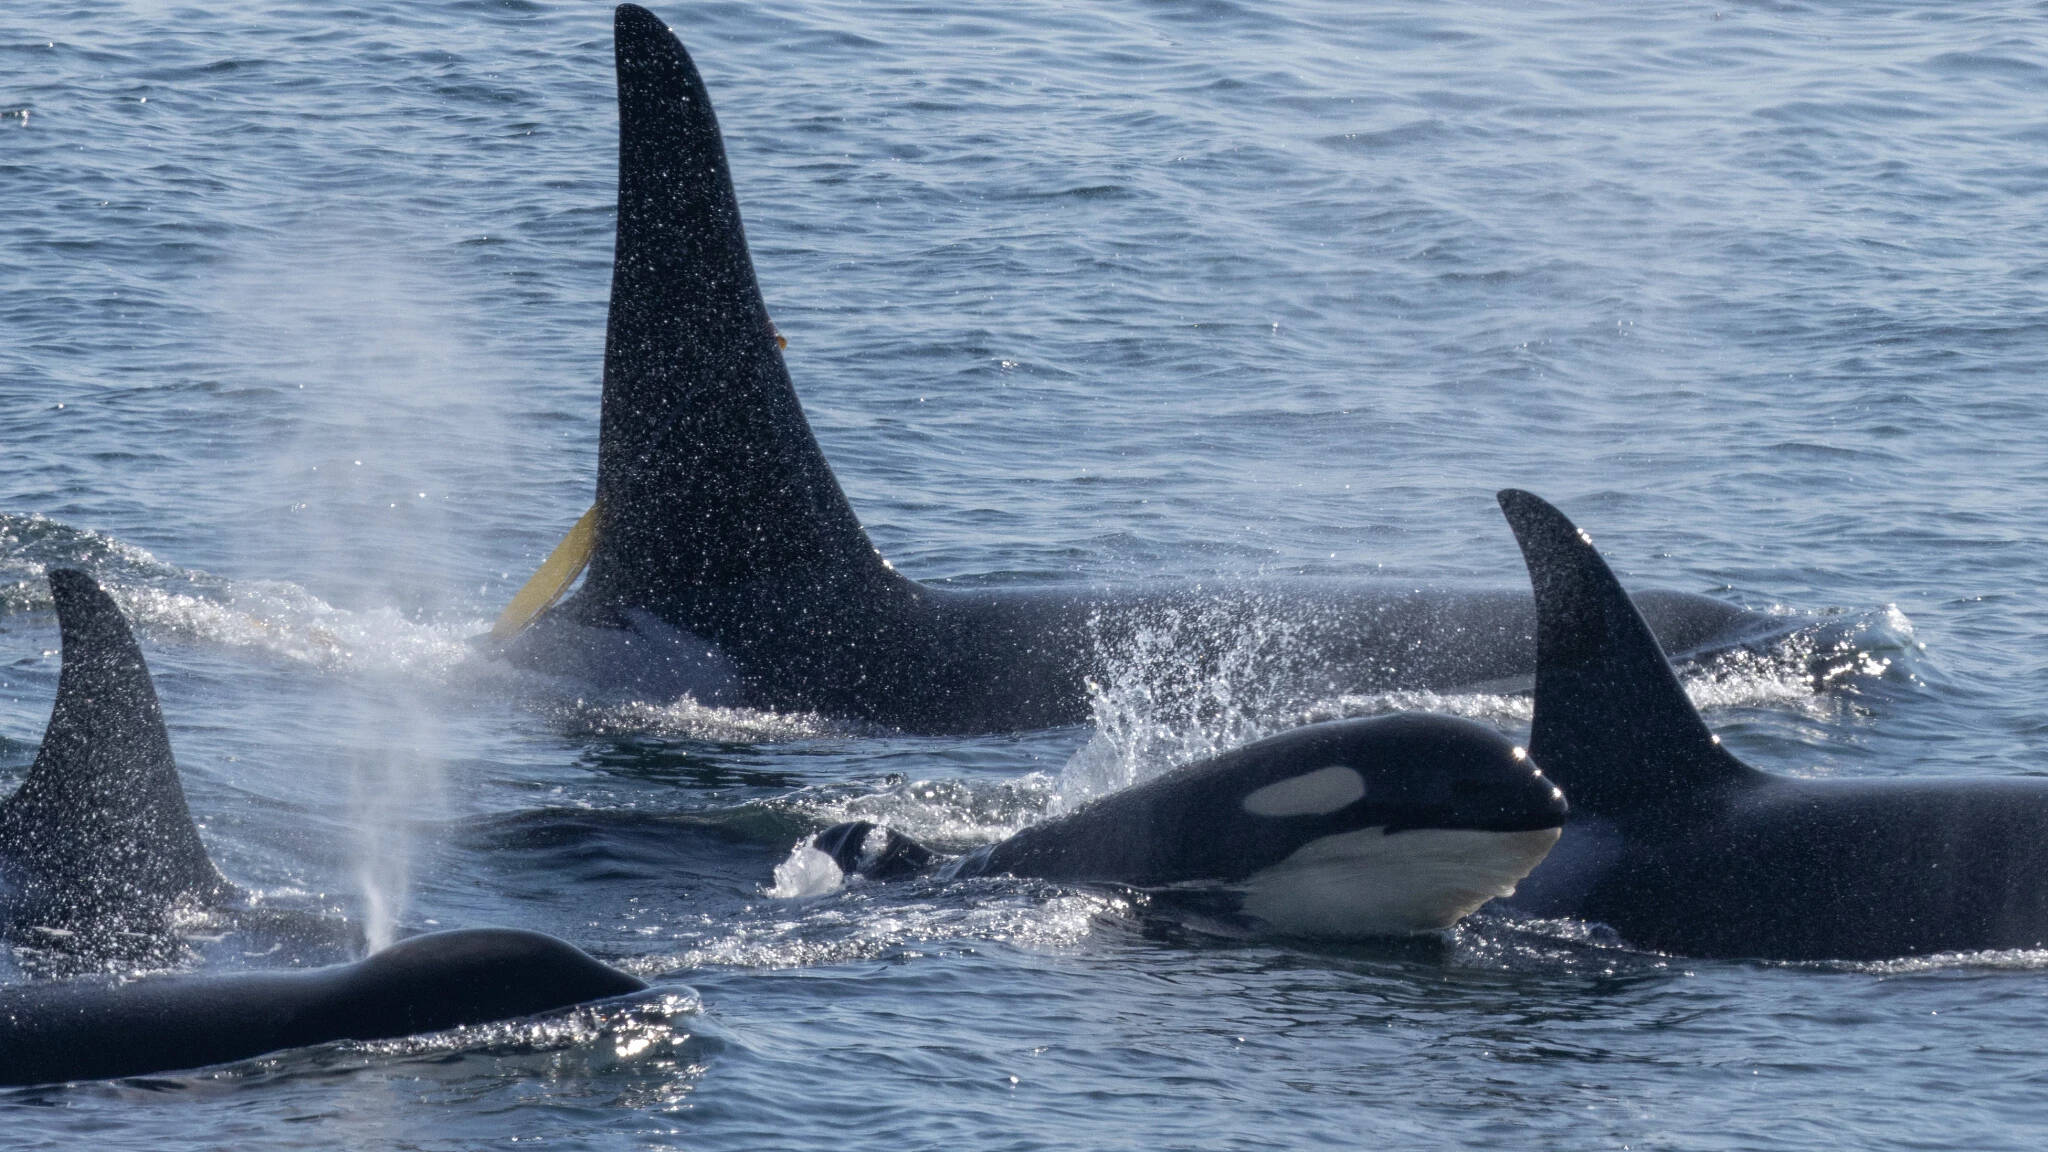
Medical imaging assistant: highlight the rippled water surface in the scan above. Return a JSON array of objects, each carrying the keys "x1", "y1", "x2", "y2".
[{"x1": 4, "y1": 0, "x2": 2048, "y2": 1147}]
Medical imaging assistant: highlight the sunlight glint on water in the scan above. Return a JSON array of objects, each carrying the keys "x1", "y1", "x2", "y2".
[{"x1": 1, "y1": 0, "x2": 2046, "y2": 1147}]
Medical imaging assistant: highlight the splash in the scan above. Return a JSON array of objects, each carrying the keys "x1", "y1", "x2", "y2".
[
  {"x1": 1455, "y1": 912, "x2": 2048, "y2": 977},
  {"x1": 0, "y1": 511, "x2": 483, "y2": 680},
  {"x1": 1683, "y1": 604, "x2": 1917, "y2": 716},
  {"x1": 1056, "y1": 594, "x2": 1540, "y2": 806},
  {"x1": 1059, "y1": 597, "x2": 1321, "y2": 810},
  {"x1": 766, "y1": 843, "x2": 845, "y2": 899},
  {"x1": 763, "y1": 770, "x2": 1062, "y2": 900},
  {"x1": 1, "y1": 511, "x2": 883, "y2": 749},
  {"x1": 664, "y1": 885, "x2": 1122, "y2": 971},
  {"x1": 1447, "y1": 914, "x2": 1684, "y2": 977},
  {"x1": 558, "y1": 698, "x2": 852, "y2": 744},
  {"x1": 1063, "y1": 596, "x2": 1916, "y2": 805},
  {"x1": 1826, "y1": 949, "x2": 2048, "y2": 975},
  {"x1": 346, "y1": 990, "x2": 701, "y2": 1061},
  {"x1": 0, "y1": 513, "x2": 172, "y2": 613},
  {"x1": 176, "y1": 990, "x2": 707, "y2": 1090},
  {"x1": 783, "y1": 773, "x2": 1057, "y2": 849}
]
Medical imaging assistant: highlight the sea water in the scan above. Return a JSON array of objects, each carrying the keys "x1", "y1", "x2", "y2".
[{"x1": 3, "y1": 0, "x2": 2046, "y2": 1147}]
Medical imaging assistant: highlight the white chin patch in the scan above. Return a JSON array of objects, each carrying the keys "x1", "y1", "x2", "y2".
[
  {"x1": 767, "y1": 844, "x2": 846, "y2": 899},
  {"x1": 1235, "y1": 826, "x2": 1562, "y2": 938},
  {"x1": 1241, "y1": 765, "x2": 1366, "y2": 817}
]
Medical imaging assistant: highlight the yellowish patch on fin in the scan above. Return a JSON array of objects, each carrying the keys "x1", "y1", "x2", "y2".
[{"x1": 490, "y1": 504, "x2": 600, "y2": 640}]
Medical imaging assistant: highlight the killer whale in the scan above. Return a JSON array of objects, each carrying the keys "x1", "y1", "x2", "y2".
[
  {"x1": 2, "y1": 568, "x2": 359, "y2": 971},
  {"x1": 791, "y1": 713, "x2": 1567, "y2": 937},
  {"x1": 1496, "y1": 489, "x2": 2048, "y2": 961},
  {"x1": 0, "y1": 573, "x2": 646, "y2": 1087},
  {"x1": 2, "y1": 569, "x2": 236, "y2": 965},
  {"x1": 501, "y1": 4, "x2": 1798, "y2": 734},
  {"x1": 0, "y1": 927, "x2": 648, "y2": 1087}
]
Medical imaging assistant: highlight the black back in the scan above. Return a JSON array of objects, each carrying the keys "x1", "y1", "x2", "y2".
[
  {"x1": 295, "y1": 928, "x2": 650, "y2": 1043},
  {"x1": 0, "y1": 570, "x2": 228, "y2": 942},
  {"x1": 580, "y1": 4, "x2": 900, "y2": 623},
  {"x1": 1496, "y1": 490, "x2": 1761, "y2": 814},
  {"x1": 0, "y1": 929, "x2": 646, "y2": 1087},
  {"x1": 1496, "y1": 490, "x2": 2048, "y2": 960}
]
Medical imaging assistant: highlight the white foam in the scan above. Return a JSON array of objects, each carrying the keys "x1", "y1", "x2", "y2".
[
  {"x1": 666, "y1": 889, "x2": 1123, "y2": 971},
  {"x1": 560, "y1": 698, "x2": 848, "y2": 744},
  {"x1": 766, "y1": 845, "x2": 847, "y2": 900},
  {"x1": 321, "y1": 990, "x2": 702, "y2": 1079},
  {"x1": 784, "y1": 773, "x2": 1057, "y2": 850},
  {"x1": 1813, "y1": 949, "x2": 2048, "y2": 975},
  {"x1": 0, "y1": 513, "x2": 493, "y2": 680},
  {"x1": 1062, "y1": 599, "x2": 1917, "y2": 818}
]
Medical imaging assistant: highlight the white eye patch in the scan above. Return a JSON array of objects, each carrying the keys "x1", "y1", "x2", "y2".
[{"x1": 1242, "y1": 765, "x2": 1366, "y2": 817}]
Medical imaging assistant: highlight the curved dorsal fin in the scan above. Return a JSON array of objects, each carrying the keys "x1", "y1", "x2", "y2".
[
  {"x1": 1496, "y1": 490, "x2": 1758, "y2": 813},
  {"x1": 0, "y1": 570, "x2": 226, "y2": 919},
  {"x1": 583, "y1": 5, "x2": 897, "y2": 620}
]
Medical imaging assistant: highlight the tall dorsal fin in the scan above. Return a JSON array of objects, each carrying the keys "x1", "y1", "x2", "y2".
[
  {"x1": 582, "y1": 5, "x2": 897, "y2": 620},
  {"x1": 0, "y1": 570, "x2": 226, "y2": 919},
  {"x1": 1496, "y1": 490, "x2": 1758, "y2": 813}
]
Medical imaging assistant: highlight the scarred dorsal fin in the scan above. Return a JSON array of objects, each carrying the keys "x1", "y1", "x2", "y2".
[
  {"x1": 0, "y1": 570, "x2": 227, "y2": 926},
  {"x1": 1496, "y1": 490, "x2": 1759, "y2": 814},
  {"x1": 580, "y1": 5, "x2": 898, "y2": 622}
]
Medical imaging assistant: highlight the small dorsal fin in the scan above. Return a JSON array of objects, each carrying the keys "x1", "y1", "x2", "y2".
[
  {"x1": 0, "y1": 570, "x2": 227, "y2": 922},
  {"x1": 1496, "y1": 491, "x2": 1758, "y2": 813},
  {"x1": 581, "y1": 5, "x2": 897, "y2": 621}
]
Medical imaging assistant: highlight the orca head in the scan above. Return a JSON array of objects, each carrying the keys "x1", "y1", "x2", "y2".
[
  {"x1": 808, "y1": 820, "x2": 941, "y2": 882},
  {"x1": 1216, "y1": 713, "x2": 1566, "y2": 836},
  {"x1": 0, "y1": 569, "x2": 230, "y2": 963},
  {"x1": 1223, "y1": 714, "x2": 1567, "y2": 936},
  {"x1": 320, "y1": 928, "x2": 648, "y2": 1041}
]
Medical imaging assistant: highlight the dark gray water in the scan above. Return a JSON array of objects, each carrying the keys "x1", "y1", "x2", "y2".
[{"x1": 4, "y1": 0, "x2": 2047, "y2": 1146}]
